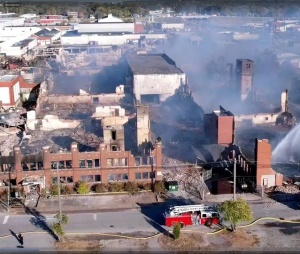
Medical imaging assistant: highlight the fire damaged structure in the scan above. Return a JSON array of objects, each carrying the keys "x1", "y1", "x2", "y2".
[
  {"x1": 0, "y1": 139, "x2": 162, "y2": 191},
  {"x1": 236, "y1": 59, "x2": 254, "y2": 102},
  {"x1": 204, "y1": 106, "x2": 235, "y2": 145},
  {"x1": 126, "y1": 53, "x2": 186, "y2": 104}
]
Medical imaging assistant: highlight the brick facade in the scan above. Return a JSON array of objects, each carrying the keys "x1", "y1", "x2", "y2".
[
  {"x1": 255, "y1": 139, "x2": 283, "y2": 188},
  {"x1": 0, "y1": 141, "x2": 163, "y2": 189},
  {"x1": 204, "y1": 106, "x2": 235, "y2": 145}
]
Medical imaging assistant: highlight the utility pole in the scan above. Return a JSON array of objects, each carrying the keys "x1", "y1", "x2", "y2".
[
  {"x1": 233, "y1": 158, "x2": 236, "y2": 201},
  {"x1": 56, "y1": 161, "x2": 62, "y2": 221}
]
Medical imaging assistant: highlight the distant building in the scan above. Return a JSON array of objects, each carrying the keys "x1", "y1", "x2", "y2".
[
  {"x1": 0, "y1": 17, "x2": 25, "y2": 29},
  {"x1": 235, "y1": 59, "x2": 254, "y2": 102},
  {"x1": 67, "y1": 11, "x2": 78, "y2": 19},
  {"x1": 20, "y1": 14, "x2": 37, "y2": 20},
  {"x1": 153, "y1": 17, "x2": 185, "y2": 31},
  {"x1": 134, "y1": 22, "x2": 145, "y2": 34},
  {"x1": 39, "y1": 15, "x2": 67, "y2": 25},
  {"x1": 126, "y1": 54, "x2": 186, "y2": 104},
  {"x1": 204, "y1": 106, "x2": 235, "y2": 145},
  {"x1": 77, "y1": 13, "x2": 135, "y2": 34},
  {"x1": 30, "y1": 28, "x2": 61, "y2": 46},
  {"x1": 0, "y1": 37, "x2": 37, "y2": 57}
]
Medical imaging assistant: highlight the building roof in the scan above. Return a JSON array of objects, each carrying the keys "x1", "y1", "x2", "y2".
[
  {"x1": 213, "y1": 106, "x2": 234, "y2": 117},
  {"x1": 127, "y1": 54, "x2": 183, "y2": 75},
  {"x1": 62, "y1": 30, "x2": 132, "y2": 37},
  {"x1": 98, "y1": 14, "x2": 124, "y2": 23},
  {"x1": 34, "y1": 28, "x2": 60, "y2": 37},
  {"x1": 154, "y1": 17, "x2": 184, "y2": 24},
  {"x1": 11, "y1": 38, "x2": 35, "y2": 48},
  {"x1": 0, "y1": 75, "x2": 18, "y2": 83}
]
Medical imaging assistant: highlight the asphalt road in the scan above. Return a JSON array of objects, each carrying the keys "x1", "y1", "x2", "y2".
[
  {"x1": 0, "y1": 202, "x2": 299, "y2": 236},
  {"x1": 0, "y1": 201, "x2": 299, "y2": 251}
]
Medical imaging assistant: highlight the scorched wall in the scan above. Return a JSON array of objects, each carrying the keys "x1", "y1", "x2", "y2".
[{"x1": 133, "y1": 73, "x2": 186, "y2": 102}]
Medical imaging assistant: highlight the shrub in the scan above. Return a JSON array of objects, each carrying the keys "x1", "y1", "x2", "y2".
[
  {"x1": 0, "y1": 189, "x2": 8, "y2": 201},
  {"x1": 173, "y1": 222, "x2": 181, "y2": 240},
  {"x1": 144, "y1": 183, "x2": 152, "y2": 191},
  {"x1": 154, "y1": 181, "x2": 165, "y2": 195},
  {"x1": 61, "y1": 185, "x2": 74, "y2": 195},
  {"x1": 108, "y1": 182, "x2": 124, "y2": 192},
  {"x1": 52, "y1": 222, "x2": 64, "y2": 237},
  {"x1": 92, "y1": 183, "x2": 106, "y2": 193},
  {"x1": 74, "y1": 181, "x2": 90, "y2": 194},
  {"x1": 137, "y1": 183, "x2": 144, "y2": 190},
  {"x1": 49, "y1": 184, "x2": 59, "y2": 196},
  {"x1": 124, "y1": 182, "x2": 138, "y2": 195},
  {"x1": 40, "y1": 188, "x2": 48, "y2": 198}
]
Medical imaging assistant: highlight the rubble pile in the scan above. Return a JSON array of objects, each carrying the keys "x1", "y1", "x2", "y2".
[
  {"x1": 0, "y1": 134, "x2": 21, "y2": 155},
  {"x1": 273, "y1": 185, "x2": 300, "y2": 194},
  {"x1": 39, "y1": 103, "x2": 96, "y2": 119},
  {"x1": 23, "y1": 127, "x2": 103, "y2": 153},
  {"x1": 160, "y1": 89, "x2": 204, "y2": 128},
  {"x1": 163, "y1": 155, "x2": 206, "y2": 199},
  {"x1": 162, "y1": 155, "x2": 184, "y2": 167}
]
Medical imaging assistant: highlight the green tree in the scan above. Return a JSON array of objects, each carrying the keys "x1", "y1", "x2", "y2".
[
  {"x1": 52, "y1": 212, "x2": 69, "y2": 241},
  {"x1": 172, "y1": 222, "x2": 181, "y2": 240},
  {"x1": 75, "y1": 181, "x2": 90, "y2": 194},
  {"x1": 217, "y1": 198, "x2": 253, "y2": 232}
]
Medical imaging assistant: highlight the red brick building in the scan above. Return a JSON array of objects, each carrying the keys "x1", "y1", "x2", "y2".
[
  {"x1": 255, "y1": 139, "x2": 283, "y2": 188},
  {"x1": 134, "y1": 22, "x2": 145, "y2": 34},
  {"x1": 0, "y1": 140, "x2": 163, "y2": 191},
  {"x1": 204, "y1": 106, "x2": 235, "y2": 145}
]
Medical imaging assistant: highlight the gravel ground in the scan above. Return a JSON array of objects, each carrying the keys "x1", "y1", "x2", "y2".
[{"x1": 55, "y1": 221, "x2": 300, "y2": 252}]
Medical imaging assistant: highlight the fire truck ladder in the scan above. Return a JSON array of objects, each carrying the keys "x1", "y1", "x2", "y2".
[{"x1": 170, "y1": 204, "x2": 217, "y2": 216}]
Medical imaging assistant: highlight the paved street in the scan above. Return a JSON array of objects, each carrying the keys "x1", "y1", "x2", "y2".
[
  {"x1": 0, "y1": 202, "x2": 299, "y2": 235},
  {"x1": 0, "y1": 201, "x2": 299, "y2": 251}
]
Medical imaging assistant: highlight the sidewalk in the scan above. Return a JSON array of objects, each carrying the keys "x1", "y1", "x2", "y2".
[{"x1": 205, "y1": 193, "x2": 269, "y2": 203}]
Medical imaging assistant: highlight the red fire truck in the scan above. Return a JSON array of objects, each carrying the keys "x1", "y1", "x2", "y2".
[{"x1": 164, "y1": 204, "x2": 221, "y2": 227}]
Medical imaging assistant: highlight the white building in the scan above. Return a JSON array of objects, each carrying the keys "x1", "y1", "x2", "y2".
[
  {"x1": 60, "y1": 32, "x2": 166, "y2": 46},
  {"x1": 153, "y1": 17, "x2": 185, "y2": 30},
  {"x1": 20, "y1": 14, "x2": 37, "y2": 19},
  {"x1": 0, "y1": 17, "x2": 25, "y2": 29},
  {"x1": 77, "y1": 13, "x2": 134, "y2": 34},
  {"x1": 126, "y1": 54, "x2": 186, "y2": 104},
  {"x1": 0, "y1": 38, "x2": 37, "y2": 57}
]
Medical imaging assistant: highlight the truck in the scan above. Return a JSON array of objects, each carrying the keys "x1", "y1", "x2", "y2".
[{"x1": 164, "y1": 204, "x2": 221, "y2": 227}]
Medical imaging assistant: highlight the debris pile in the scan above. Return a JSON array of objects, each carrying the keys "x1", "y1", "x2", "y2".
[
  {"x1": 0, "y1": 134, "x2": 21, "y2": 155},
  {"x1": 39, "y1": 103, "x2": 96, "y2": 119},
  {"x1": 158, "y1": 87, "x2": 204, "y2": 128},
  {"x1": 22, "y1": 127, "x2": 103, "y2": 154},
  {"x1": 163, "y1": 156, "x2": 207, "y2": 199},
  {"x1": 162, "y1": 155, "x2": 184, "y2": 167},
  {"x1": 273, "y1": 185, "x2": 300, "y2": 194}
]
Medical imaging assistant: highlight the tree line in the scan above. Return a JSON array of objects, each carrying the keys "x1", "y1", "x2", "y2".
[{"x1": 1, "y1": 1, "x2": 300, "y2": 19}]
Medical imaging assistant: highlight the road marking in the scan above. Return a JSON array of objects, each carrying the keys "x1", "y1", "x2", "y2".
[
  {"x1": 93, "y1": 214, "x2": 97, "y2": 221},
  {"x1": 3, "y1": 215, "x2": 9, "y2": 224},
  {"x1": 46, "y1": 217, "x2": 55, "y2": 221}
]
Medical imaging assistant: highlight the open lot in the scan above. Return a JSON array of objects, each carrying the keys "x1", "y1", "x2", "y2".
[{"x1": 54, "y1": 222, "x2": 300, "y2": 252}]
